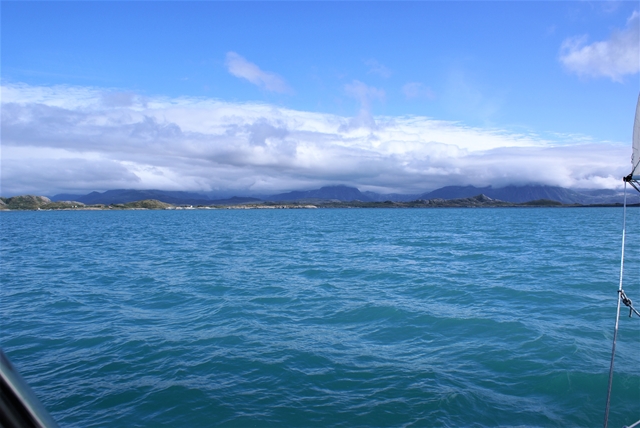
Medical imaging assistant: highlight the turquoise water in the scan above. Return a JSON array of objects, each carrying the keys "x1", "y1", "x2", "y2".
[{"x1": 1, "y1": 208, "x2": 639, "y2": 427}]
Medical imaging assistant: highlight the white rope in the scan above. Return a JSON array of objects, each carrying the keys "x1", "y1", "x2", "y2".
[{"x1": 604, "y1": 181, "x2": 628, "y2": 428}]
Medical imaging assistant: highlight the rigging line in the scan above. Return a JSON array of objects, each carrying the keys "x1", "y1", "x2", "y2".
[
  {"x1": 623, "y1": 175, "x2": 640, "y2": 193},
  {"x1": 604, "y1": 181, "x2": 628, "y2": 428},
  {"x1": 625, "y1": 417, "x2": 640, "y2": 428},
  {"x1": 620, "y1": 289, "x2": 640, "y2": 318}
]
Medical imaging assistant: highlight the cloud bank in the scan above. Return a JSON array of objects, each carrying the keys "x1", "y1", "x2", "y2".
[
  {"x1": 0, "y1": 82, "x2": 629, "y2": 196},
  {"x1": 225, "y1": 52, "x2": 292, "y2": 93},
  {"x1": 560, "y1": 11, "x2": 640, "y2": 82}
]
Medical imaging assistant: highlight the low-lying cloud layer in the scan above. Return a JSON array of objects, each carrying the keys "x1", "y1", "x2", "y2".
[{"x1": 0, "y1": 82, "x2": 629, "y2": 196}]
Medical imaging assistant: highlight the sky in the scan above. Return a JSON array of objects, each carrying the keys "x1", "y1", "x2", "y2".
[{"x1": 1, "y1": 1, "x2": 639, "y2": 197}]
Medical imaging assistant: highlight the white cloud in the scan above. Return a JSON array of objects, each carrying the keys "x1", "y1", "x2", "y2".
[
  {"x1": 342, "y1": 80, "x2": 386, "y2": 130},
  {"x1": 559, "y1": 11, "x2": 640, "y2": 82},
  {"x1": 403, "y1": 82, "x2": 435, "y2": 100},
  {"x1": 225, "y1": 52, "x2": 292, "y2": 93},
  {"x1": 344, "y1": 80, "x2": 386, "y2": 105},
  {"x1": 365, "y1": 59, "x2": 392, "y2": 78},
  {"x1": 0, "y1": 82, "x2": 629, "y2": 196}
]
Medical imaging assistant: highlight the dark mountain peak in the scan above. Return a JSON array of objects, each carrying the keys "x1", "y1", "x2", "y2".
[
  {"x1": 269, "y1": 185, "x2": 372, "y2": 202},
  {"x1": 421, "y1": 185, "x2": 492, "y2": 200},
  {"x1": 209, "y1": 196, "x2": 263, "y2": 205},
  {"x1": 51, "y1": 193, "x2": 86, "y2": 202}
]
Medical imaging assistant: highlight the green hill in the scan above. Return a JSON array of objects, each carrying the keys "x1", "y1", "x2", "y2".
[
  {"x1": 121, "y1": 199, "x2": 173, "y2": 209},
  {"x1": 1, "y1": 195, "x2": 52, "y2": 210}
]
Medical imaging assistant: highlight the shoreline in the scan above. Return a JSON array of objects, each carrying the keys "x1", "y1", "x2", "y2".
[
  {"x1": 2, "y1": 193, "x2": 637, "y2": 211},
  {"x1": 1, "y1": 200, "x2": 637, "y2": 212}
]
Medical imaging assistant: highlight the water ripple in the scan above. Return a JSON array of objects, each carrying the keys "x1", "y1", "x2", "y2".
[{"x1": 1, "y1": 208, "x2": 639, "y2": 427}]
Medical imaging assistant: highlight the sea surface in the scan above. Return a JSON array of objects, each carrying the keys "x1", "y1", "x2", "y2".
[{"x1": 1, "y1": 207, "x2": 639, "y2": 427}]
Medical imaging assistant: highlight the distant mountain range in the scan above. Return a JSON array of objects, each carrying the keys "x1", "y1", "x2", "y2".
[
  {"x1": 269, "y1": 186, "x2": 373, "y2": 202},
  {"x1": 295, "y1": 184, "x2": 640, "y2": 205},
  {"x1": 418, "y1": 185, "x2": 640, "y2": 205},
  {"x1": 51, "y1": 184, "x2": 640, "y2": 206}
]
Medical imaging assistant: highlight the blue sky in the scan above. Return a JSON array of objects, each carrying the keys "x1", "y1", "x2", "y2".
[{"x1": 1, "y1": 1, "x2": 639, "y2": 196}]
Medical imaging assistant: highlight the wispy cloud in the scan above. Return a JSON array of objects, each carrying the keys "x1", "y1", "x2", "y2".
[
  {"x1": 341, "y1": 80, "x2": 385, "y2": 130},
  {"x1": 443, "y1": 68, "x2": 503, "y2": 123},
  {"x1": 0, "y1": 83, "x2": 628, "y2": 196},
  {"x1": 559, "y1": 11, "x2": 639, "y2": 82},
  {"x1": 365, "y1": 59, "x2": 392, "y2": 78},
  {"x1": 225, "y1": 52, "x2": 292, "y2": 93},
  {"x1": 403, "y1": 82, "x2": 435, "y2": 100}
]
